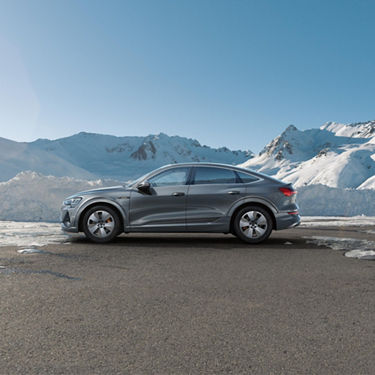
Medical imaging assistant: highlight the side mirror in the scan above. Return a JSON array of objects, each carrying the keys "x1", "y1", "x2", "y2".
[{"x1": 137, "y1": 180, "x2": 151, "y2": 194}]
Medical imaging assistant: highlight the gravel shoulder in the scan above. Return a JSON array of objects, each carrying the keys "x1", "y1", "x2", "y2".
[{"x1": 1, "y1": 227, "x2": 374, "y2": 374}]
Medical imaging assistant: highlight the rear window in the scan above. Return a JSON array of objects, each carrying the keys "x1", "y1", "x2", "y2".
[
  {"x1": 236, "y1": 171, "x2": 259, "y2": 184},
  {"x1": 193, "y1": 167, "x2": 237, "y2": 185}
]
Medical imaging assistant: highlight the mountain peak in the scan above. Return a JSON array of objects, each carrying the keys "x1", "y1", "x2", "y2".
[{"x1": 284, "y1": 124, "x2": 298, "y2": 133}]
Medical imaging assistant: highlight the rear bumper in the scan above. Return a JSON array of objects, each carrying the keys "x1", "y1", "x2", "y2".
[{"x1": 275, "y1": 212, "x2": 301, "y2": 230}]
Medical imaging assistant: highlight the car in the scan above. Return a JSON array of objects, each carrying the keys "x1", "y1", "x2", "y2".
[{"x1": 61, "y1": 163, "x2": 300, "y2": 244}]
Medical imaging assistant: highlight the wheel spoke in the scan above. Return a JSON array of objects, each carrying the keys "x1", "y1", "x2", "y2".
[
  {"x1": 88, "y1": 223, "x2": 98, "y2": 234},
  {"x1": 88, "y1": 213, "x2": 99, "y2": 224},
  {"x1": 104, "y1": 221, "x2": 114, "y2": 231},
  {"x1": 240, "y1": 218, "x2": 250, "y2": 227},
  {"x1": 242, "y1": 227, "x2": 250, "y2": 236},
  {"x1": 248, "y1": 211, "x2": 256, "y2": 221},
  {"x1": 98, "y1": 228, "x2": 107, "y2": 237},
  {"x1": 256, "y1": 215, "x2": 267, "y2": 226},
  {"x1": 101, "y1": 211, "x2": 111, "y2": 221},
  {"x1": 254, "y1": 226, "x2": 266, "y2": 237}
]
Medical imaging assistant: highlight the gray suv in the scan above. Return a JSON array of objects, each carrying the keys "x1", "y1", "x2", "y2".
[{"x1": 61, "y1": 163, "x2": 300, "y2": 244}]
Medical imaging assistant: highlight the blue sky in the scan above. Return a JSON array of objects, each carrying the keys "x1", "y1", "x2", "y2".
[{"x1": 0, "y1": 0, "x2": 374, "y2": 152}]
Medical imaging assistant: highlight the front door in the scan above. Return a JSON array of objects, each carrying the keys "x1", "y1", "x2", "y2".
[{"x1": 129, "y1": 167, "x2": 190, "y2": 231}]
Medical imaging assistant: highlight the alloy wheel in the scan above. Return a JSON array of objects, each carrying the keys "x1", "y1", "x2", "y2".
[
  {"x1": 87, "y1": 210, "x2": 115, "y2": 239},
  {"x1": 239, "y1": 210, "x2": 268, "y2": 239}
]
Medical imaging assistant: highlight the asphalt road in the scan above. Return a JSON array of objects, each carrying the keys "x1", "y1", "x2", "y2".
[{"x1": 0, "y1": 227, "x2": 374, "y2": 374}]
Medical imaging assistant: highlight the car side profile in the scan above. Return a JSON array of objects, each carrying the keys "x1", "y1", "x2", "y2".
[{"x1": 61, "y1": 163, "x2": 300, "y2": 244}]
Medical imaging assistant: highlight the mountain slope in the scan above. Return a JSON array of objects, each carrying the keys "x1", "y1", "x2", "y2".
[
  {"x1": 320, "y1": 120, "x2": 375, "y2": 138},
  {"x1": 239, "y1": 122, "x2": 375, "y2": 189},
  {"x1": 0, "y1": 137, "x2": 95, "y2": 182},
  {"x1": 0, "y1": 132, "x2": 252, "y2": 182}
]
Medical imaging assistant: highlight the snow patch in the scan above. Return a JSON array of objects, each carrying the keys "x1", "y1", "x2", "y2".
[
  {"x1": 301, "y1": 216, "x2": 375, "y2": 227},
  {"x1": 345, "y1": 250, "x2": 375, "y2": 260},
  {"x1": 297, "y1": 185, "x2": 375, "y2": 216},
  {"x1": 17, "y1": 248, "x2": 44, "y2": 254},
  {"x1": 0, "y1": 221, "x2": 71, "y2": 247},
  {"x1": 0, "y1": 172, "x2": 118, "y2": 222},
  {"x1": 306, "y1": 236, "x2": 375, "y2": 261}
]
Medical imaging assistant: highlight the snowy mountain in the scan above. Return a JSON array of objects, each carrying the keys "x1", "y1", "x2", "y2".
[
  {"x1": 0, "y1": 132, "x2": 252, "y2": 182},
  {"x1": 239, "y1": 121, "x2": 375, "y2": 190},
  {"x1": 2, "y1": 122, "x2": 375, "y2": 222}
]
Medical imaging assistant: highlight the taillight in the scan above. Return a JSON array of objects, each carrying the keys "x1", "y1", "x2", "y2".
[{"x1": 279, "y1": 187, "x2": 296, "y2": 197}]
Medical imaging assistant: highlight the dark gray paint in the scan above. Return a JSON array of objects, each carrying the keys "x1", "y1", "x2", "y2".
[{"x1": 61, "y1": 162, "x2": 300, "y2": 235}]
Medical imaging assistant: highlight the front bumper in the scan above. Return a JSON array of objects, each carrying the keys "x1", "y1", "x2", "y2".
[
  {"x1": 275, "y1": 212, "x2": 301, "y2": 230},
  {"x1": 60, "y1": 206, "x2": 79, "y2": 233}
]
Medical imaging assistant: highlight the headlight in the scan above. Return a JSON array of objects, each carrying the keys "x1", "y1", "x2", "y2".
[{"x1": 63, "y1": 197, "x2": 82, "y2": 207}]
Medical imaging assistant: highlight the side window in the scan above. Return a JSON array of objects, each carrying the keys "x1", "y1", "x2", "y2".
[
  {"x1": 193, "y1": 167, "x2": 237, "y2": 185},
  {"x1": 148, "y1": 167, "x2": 190, "y2": 187},
  {"x1": 236, "y1": 171, "x2": 259, "y2": 184}
]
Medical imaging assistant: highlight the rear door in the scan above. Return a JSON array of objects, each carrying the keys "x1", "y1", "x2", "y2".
[
  {"x1": 129, "y1": 166, "x2": 190, "y2": 231},
  {"x1": 186, "y1": 166, "x2": 248, "y2": 231}
]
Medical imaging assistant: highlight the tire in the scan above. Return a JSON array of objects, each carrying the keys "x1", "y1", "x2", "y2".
[
  {"x1": 82, "y1": 205, "x2": 121, "y2": 243},
  {"x1": 233, "y1": 205, "x2": 273, "y2": 244}
]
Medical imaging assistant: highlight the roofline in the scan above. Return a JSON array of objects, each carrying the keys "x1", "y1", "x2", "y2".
[
  {"x1": 159, "y1": 162, "x2": 259, "y2": 174},
  {"x1": 158, "y1": 162, "x2": 279, "y2": 181},
  {"x1": 162, "y1": 162, "x2": 241, "y2": 168}
]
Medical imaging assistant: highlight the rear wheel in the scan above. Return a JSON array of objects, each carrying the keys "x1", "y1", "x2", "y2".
[
  {"x1": 82, "y1": 205, "x2": 121, "y2": 243},
  {"x1": 233, "y1": 206, "x2": 272, "y2": 244}
]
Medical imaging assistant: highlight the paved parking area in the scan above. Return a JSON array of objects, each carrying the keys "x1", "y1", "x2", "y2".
[{"x1": 0, "y1": 227, "x2": 374, "y2": 374}]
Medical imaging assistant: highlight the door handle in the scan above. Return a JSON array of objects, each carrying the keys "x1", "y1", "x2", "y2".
[
  {"x1": 172, "y1": 192, "x2": 185, "y2": 196},
  {"x1": 227, "y1": 191, "x2": 240, "y2": 195}
]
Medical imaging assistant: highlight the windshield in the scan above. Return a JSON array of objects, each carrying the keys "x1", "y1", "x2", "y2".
[{"x1": 126, "y1": 166, "x2": 165, "y2": 188}]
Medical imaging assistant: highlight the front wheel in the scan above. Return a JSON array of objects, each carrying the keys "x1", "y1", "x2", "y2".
[
  {"x1": 82, "y1": 205, "x2": 121, "y2": 243},
  {"x1": 233, "y1": 206, "x2": 273, "y2": 244}
]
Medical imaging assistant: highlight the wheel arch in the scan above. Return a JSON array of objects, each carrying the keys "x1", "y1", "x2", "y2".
[{"x1": 77, "y1": 200, "x2": 126, "y2": 232}]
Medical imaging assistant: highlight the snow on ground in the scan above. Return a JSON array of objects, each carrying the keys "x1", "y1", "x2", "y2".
[
  {"x1": 1, "y1": 217, "x2": 375, "y2": 261},
  {"x1": 306, "y1": 236, "x2": 375, "y2": 260},
  {"x1": 17, "y1": 248, "x2": 45, "y2": 254},
  {"x1": 0, "y1": 221, "x2": 71, "y2": 247},
  {"x1": 345, "y1": 249, "x2": 375, "y2": 260},
  {"x1": 301, "y1": 216, "x2": 375, "y2": 227}
]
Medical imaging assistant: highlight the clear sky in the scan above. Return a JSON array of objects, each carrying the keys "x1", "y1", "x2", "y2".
[{"x1": 0, "y1": 0, "x2": 374, "y2": 152}]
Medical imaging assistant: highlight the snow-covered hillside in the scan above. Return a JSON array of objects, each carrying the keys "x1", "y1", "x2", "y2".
[
  {"x1": 0, "y1": 171, "x2": 118, "y2": 222},
  {"x1": 240, "y1": 121, "x2": 375, "y2": 189},
  {"x1": 0, "y1": 137, "x2": 94, "y2": 182},
  {"x1": 12, "y1": 132, "x2": 251, "y2": 182}
]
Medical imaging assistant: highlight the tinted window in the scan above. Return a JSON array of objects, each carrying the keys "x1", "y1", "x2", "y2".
[
  {"x1": 193, "y1": 167, "x2": 237, "y2": 184},
  {"x1": 149, "y1": 167, "x2": 190, "y2": 187},
  {"x1": 236, "y1": 171, "x2": 259, "y2": 183}
]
